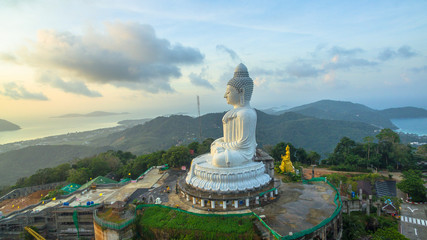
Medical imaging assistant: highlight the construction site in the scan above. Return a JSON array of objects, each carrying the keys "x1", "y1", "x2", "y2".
[{"x1": 0, "y1": 166, "x2": 168, "y2": 239}]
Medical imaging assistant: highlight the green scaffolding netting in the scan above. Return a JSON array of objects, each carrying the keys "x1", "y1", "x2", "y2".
[
  {"x1": 73, "y1": 210, "x2": 79, "y2": 238},
  {"x1": 61, "y1": 183, "x2": 81, "y2": 194},
  {"x1": 77, "y1": 176, "x2": 118, "y2": 190}
]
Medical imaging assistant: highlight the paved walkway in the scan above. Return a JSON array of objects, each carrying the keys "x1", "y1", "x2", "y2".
[
  {"x1": 400, "y1": 202, "x2": 427, "y2": 240},
  {"x1": 401, "y1": 216, "x2": 427, "y2": 226}
]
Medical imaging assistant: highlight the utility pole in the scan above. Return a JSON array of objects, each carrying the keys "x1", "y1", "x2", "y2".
[{"x1": 197, "y1": 96, "x2": 202, "y2": 143}]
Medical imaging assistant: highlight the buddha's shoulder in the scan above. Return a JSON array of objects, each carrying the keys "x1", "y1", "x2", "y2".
[{"x1": 235, "y1": 107, "x2": 256, "y2": 117}]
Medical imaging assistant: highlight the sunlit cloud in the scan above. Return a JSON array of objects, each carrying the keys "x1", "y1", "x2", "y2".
[
  {"x1": 323, "y1": 71, "x2": 336, "y2": 84},
  {"x1": 253, "y1": 77, "x2": 266, "y2": 87},
  {"x1": 3, "y1": 22, "x2": 204, "y2": 93},
  {"x1": 0, "y1": 82, "x2": 48, "y2": 100},
  {"x1": 38, "y1": 72, "x2": 102, "y2": 97}
]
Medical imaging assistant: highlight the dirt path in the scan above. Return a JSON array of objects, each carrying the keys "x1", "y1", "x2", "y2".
[{"x1": 0, "y1": 189, "x2": 50, "y2": 216}]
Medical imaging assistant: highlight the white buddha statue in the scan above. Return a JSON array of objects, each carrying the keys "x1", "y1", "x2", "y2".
[
  {"x1": 185, "y1": 63, "x2": 270, "y2": 193},
  {"x1": 209, "y1": 63, "x2": 257, "y2": 168}
]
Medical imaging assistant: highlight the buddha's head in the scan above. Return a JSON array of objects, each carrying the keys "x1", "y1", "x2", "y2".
[{"x1": 225, "y1": 63, "x2": 254, "y2": 107}]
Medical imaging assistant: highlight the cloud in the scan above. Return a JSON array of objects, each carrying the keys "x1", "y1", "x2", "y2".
[
  {"x1": 410, "y1": 65, "x2": 427, "y2": 73},
  {"x1": 324, "y1": 57, "x2": 378, "y2": 70},
  {"x1": 38, "y1": 72, "x2": 102, "y2": 97},
  {"x1": 216, "y1": 45, "x2": 240, "y2": 61},
  {"x1": 378, "y1": 45, "x2": 417, "y2": 61},
  {"x1": 323, "y1": 71, "x2": 336, "y2": 84},
  {"x1": 4, "y1": 22, "x2": 204, "y2": 93},
  {"x1": 329, "y1": 46, "x2": 363, "y2": 56},
  {"x1": 189, "y1": 72, "x2": 214, "y2": 90},
  {"x1": 0, "y1": 53, "x2": 17, "y2": 63},
  {"x1": 0, "y1": 82, "x2": 48, "y2": 100},
  {"x1": 286, "y1": 61, "x2": 323, "y2": 78}
]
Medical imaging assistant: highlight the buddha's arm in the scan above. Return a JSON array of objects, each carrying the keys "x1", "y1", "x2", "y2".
[{"x1": 217, "y1": 110, "x2": 256, "y2": 150}]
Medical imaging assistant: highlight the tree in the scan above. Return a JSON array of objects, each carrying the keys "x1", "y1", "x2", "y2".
[
  {"x1": 88, "y1": 158, "x2": 110, "y2": 177},
  {"x1": 376, "y1": 128, "x2": 400, "y2": 144},
  {"x1": 162, "y1": 146, "x2": 191, "y2": 167},
  {"x1": 397, "y1": 169, "x2": 427, "y2": 202},
  {"x1": 197, "y1": 138, "x2": 214, "y2": 154},
  {"x1": 295, "y1": 148, "x2": 308, "y2": 164},
  {"x1": 334, "y1": 137, "x2": 356, "y2": 156},
  {"x1": 307, "y1": 151, "x2": 321, "y2": 165},
  {"x1": 363, "y1": 136, "x2": 374, "y2": 168},
  {"x1": 66, "y1": 168, "x2": 90, "y2": 185},
  {"x1": 371, "y1": 227, "x2": 409, "y2": 240},
  {"x1": 417, "y1": 144, "x2": 427, "y2": 155},
  {"x1": 188, "y1": 141, "x2": 199, "y2": 153}
]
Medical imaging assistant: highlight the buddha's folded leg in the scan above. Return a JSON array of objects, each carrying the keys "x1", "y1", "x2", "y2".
[{"x1": 212, "y1": 149, "x2": 246, "y2": 167}]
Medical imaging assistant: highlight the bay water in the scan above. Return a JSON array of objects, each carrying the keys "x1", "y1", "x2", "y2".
[
  {"x1": 391, "y1": 118, "x2": 427, "y2": 136},
  {"x1": 0, "y1": 114, "x2": 142, "y2": 144}
]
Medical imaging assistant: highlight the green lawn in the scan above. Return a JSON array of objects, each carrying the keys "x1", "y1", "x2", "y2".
[{"x1": 136, "y1": 207, "x2": 258, "y2": 240}]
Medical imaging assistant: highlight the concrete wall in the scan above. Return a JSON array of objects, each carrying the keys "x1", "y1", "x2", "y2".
[
  {"x1": 94, "y1": 222, "x2": 120, "y2": 240},
  {"x1": 94, "y1": 221, "x2": 134, "y2": 240}
]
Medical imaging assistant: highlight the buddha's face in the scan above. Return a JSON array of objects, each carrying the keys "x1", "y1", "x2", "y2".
[{"x1": 224, "y1": 85, "x2": 240, "y2": 107}]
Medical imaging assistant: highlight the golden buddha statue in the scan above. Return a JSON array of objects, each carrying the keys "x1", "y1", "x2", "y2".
[{"x1": 279, "y1": 145, "x2": 295, "y2": 173}]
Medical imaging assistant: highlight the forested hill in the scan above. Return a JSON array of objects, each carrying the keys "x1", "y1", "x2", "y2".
[
  {"x1": 93, "y1": 110, "x2": 379, "y2": 156},
  {"x1": 380, "y1": 107, "x2": 427, "y2": 119},
  {"x1": 0, "y1": 119, "x2": 20, "y2": 132},
  {"x1": 274, "y1": 100, "x2": 397, "y2": 129},
  {"x1": 0, "y1": 111, "x2": 379, "y2": 185},
  {"x1": 0, "y1": 145, "x2": 112, "y2": 186}
]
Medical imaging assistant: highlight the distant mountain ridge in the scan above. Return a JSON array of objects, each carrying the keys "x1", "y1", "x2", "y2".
[
  {"x1": 91, "y1": 110, "x2": 378, "y2": 156},
  {"x1": 53, "y1": 111, "x2": 129, "y2": 118},
  {"x1": 0, "y1": 119, "x2": 20, "y2": 132},
  {"x1": 380, "y1": 107, "x2": 427, "y2": 119},
  {"x1": 266, "y1": 100, "x2": 427, "y2": 129}
]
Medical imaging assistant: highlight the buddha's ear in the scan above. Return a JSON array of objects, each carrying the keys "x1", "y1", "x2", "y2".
[{"x1": 240, "y1": 88, "x2": 245, "y2": 106}]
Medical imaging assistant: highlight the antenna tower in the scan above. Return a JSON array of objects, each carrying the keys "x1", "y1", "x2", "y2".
[{"x1": 197, "y1": 96, "x2": 202, "y2": 142}]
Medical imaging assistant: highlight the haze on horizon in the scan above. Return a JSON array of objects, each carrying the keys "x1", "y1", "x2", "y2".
[{"x1": 1, "y1": 0, "x2": 426, "y2": 123}]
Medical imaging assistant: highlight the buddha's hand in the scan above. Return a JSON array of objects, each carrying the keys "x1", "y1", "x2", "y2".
[{"x1": 210, "y1": 139, "x2": 225, "y2": 155}]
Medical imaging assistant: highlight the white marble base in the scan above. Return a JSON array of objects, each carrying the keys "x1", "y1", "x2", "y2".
[{"x1": 185, "y1": 154, "x2": 271, "y2": 193}]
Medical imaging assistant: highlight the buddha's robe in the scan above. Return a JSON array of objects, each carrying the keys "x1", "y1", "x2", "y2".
[{"x1": 210, "y1": 106, "x2": 257, "y2": 167}]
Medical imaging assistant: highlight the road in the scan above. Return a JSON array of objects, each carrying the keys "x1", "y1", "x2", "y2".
[{"x1": 400, "y1": 202, "x2": 427, "y2": 240}]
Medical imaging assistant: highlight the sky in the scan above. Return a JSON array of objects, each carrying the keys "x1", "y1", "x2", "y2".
[{"x1": 1, "y1": 0, "x2": 427, "y2": 122}]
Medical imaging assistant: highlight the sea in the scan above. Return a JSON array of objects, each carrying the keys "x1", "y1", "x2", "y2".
[
  {"x1": 0, "y1": 113, "x2": 144, "y2": 145},
  {"x1": 390, "y1": 118, "x2": 427, "y2": 136}
]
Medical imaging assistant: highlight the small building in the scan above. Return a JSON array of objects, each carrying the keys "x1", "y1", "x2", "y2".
[{"x1": 254, "y1": 149, "x2": 275, "y2": 178}]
